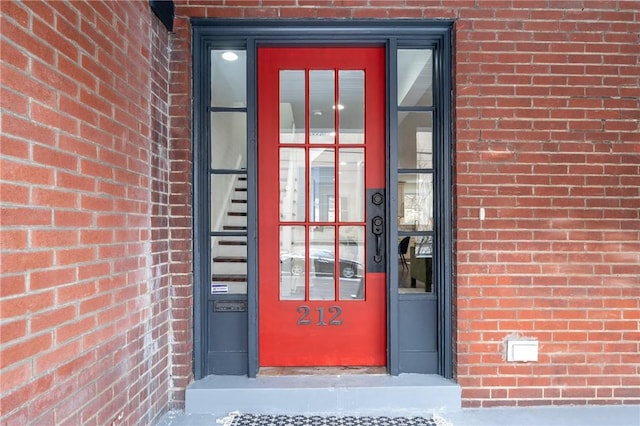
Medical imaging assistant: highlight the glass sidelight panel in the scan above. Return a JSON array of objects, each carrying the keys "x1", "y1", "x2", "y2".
[
  {"x1": 280, "y1": 148, "x2": 305, "y2": 221},
  {"x1": 211, "y1": 174, "x2": 247, "y2": 233},
  {"x1": 280, "y1": 226, "x2": 306, "y2": 300},
  {"x1": 211, "y1": 50, "x2": 246, "y2": 107},
  {"x1": 211, "y1": 236, "x2": 247, "y2": 295},
  {"x1": 398, "y1": 173, "x2": 434, "y2": 231},
  {"x1": 209, "y1": 48, "x2": 248, "y2": 300},
  {"x1": 211, "y1": 112, "x2": 247, "y2": 169},
  {"x1": 398, "y1": 112, "x2": 433, "y2": 169},
  {"x1": 280, "y1": 70, "x2": 305, "y2": 144},
  {"x1": 338, "y1": 70, "x2": 364, "y2": 144},
  {"x1": 309, "y1": 226, "x2": 335, "y2": 300},
  {"x1": 309, "y1": 148, "x2": 335, "y2": 222},
  {"x1": 397, "y1": 235, "x2": 433, "y2": 294},
  {"x1": 397, "y1": 49, "x2": 433, "y2": 107},
  {"x1": 397, "y1": 48, "x2": 436, "y2": 303},
  {"x1": 309, "y1": 70, "x2": 336, "y2": 143},
  {"x1": 338, "y1": 148, "x2": 364, "y2": 222},
  {"x1": 339, "y1": 226, "x2": 365, "y2": 300}
]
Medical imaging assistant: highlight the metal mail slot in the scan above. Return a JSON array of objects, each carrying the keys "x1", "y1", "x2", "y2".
[{"x1": 213, "y1": 300, "x2": 247, "y2": 312}]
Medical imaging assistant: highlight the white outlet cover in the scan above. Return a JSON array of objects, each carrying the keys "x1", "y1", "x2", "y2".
[{"x1": 507, "y1": 339, "x2": 538, "y2": 362}]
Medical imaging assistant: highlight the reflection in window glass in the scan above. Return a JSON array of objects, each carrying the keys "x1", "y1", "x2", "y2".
[
  {"x1": 398, "y1": 112, "x2": 433, "y2": 169},
  {"x1": 309, "y1": 70, "x2": 335, "y2": 143},
  {"x1": 339, "y1": 226, "x2": 365, "y2": 300},
  {"x1": 309, "y1": 148, "x2": 335, "y2": 222},
  {"x1": 309, "y1": 226, "x2": 335, "y2": 300},
  {"x1": 280, "y1": 148, "x2": 305, "y2": 221},
  {"x1": 211, "y1": 50, "x2": 246, "y2": 107},
  {"x1": 339, "y1": 70, "x2": 364, "y2": 144},
  {"x1": 211, "y1": 112, "x2": 247, "y2": 169},
  {"x1": 280, "y1": 226, "x2": 306, "y2": 300},
  {"x1": 398, "y1": 235, "x2": 433, "y2": 294},
  {"x1": 211, "y1": 236, "x2": 247, "y2": 295},
  {"x1": 338, "y1": 149, "x2": 364, "y2": 222},
  {"x1": 280, "y1": 71, "x2": 305, "y2": 143},
  {"x1": 211, "y1": 174, "x2": 247, "y2": 233},
  {"x1": 398, "y1": 173, "x2": 433, "y2": 231},
  {"x1": 397, "y1": 49, "x2": 433, "y2": 107}
]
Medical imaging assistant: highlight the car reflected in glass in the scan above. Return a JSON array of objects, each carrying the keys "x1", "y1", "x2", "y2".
[{"x1": 280, "y1": 249, "x2": 362, "y2": 278}]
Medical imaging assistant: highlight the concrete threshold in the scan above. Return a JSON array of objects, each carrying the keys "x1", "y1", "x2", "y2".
[{"x1": 185, "y1": 373, "x2": 461, "y2": 416}]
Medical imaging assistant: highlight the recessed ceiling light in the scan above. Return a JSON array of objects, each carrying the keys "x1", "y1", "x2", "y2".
[
  {"x1": 332, "y1": 104, "x2": 345, "y2": 110},
  {"x1": 222, "y1": 51, "x2": 239, "y2": 61}
]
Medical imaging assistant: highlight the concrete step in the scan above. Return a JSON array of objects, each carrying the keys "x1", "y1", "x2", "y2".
[{"x1": 186, "y1": 374, "x2": 461, "y2": 416}]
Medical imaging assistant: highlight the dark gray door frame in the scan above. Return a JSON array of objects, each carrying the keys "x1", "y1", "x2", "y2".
[{"x1": 192, "y1": 19, "x2": 454, "y2": 380}]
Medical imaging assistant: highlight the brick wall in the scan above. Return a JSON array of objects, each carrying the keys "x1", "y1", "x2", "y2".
[
  {"x1": 450, "y1": 2, "x2": 640, "y2": 406},
  {"x1": 1, "y1": 0, "x2": 638, "y2": 422},
  {"x1": 173, "y1": 0, "x2": 640, "y2": 408},
  {"x1": 164, "y1": 12, "x2": 194, "y2": 409},
  {"x1": 1, "y1": 1, "x2": 177, "y2": 424}
]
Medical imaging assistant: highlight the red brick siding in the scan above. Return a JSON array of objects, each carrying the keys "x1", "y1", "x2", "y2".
[
  {"x1": 172, "y1": 0, "x2": 640, "y2": 408},
  {"x1": 453, "y1": 2, "x2": 640, "y2": 407},
  {"x1": 164, "y1": 14, "x2": 194, "y2": 408},
  {"x1": 1, "y1": 1, "x2": 174, "y2": 424},
  {"x1": 1, "y1": 0, "x2": 638, "y2": 421}
]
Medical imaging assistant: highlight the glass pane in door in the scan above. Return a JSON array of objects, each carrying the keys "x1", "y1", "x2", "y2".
[
  {"x1": 309, "y1": 148, "x2": 335, "y2": 222},
  {"x1": 309, "y1": 70, "x2": 336, "y2": 143},
  {"x1": 280, "y1": 226, "x2": 305, "y2": 300},
  {"x1": 339, "y1": 226, "x2": 365, "y2": 300},
  {"x1": 338, "y1": 148, "x2": 364, "y2": 222},
  {"x1": 280, "y1": 70, "x2": 305, "y2": 144},
  {"x1": 309, "y1": 226, "x2": 335, "y2": 300},
  {"x1": 280, "y1": 148, "x2": 305, "y2": 221},
  {"x1": 338, "y1": 70, "x2": 364, "y2": 144}
]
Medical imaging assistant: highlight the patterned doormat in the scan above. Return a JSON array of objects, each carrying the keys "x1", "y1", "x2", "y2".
[{"x1": 218, "y1": 412, "x2": 450, "y2": 426}]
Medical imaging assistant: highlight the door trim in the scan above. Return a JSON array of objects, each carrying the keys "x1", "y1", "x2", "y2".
[{"x1": 192, "y1": 19, "x2": 454, "y2": 380}]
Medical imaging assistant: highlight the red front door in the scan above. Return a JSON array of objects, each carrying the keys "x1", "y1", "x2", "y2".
[{"x1": 258, "y1": 47, "x2": 386, "y2": 366}]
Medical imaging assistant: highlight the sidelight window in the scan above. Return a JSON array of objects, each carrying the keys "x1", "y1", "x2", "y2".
[
  {"x1": 209, "y1": 49, "x2": 248, "y2": 295},
  {"x1": 397, "y1": 49, "x2": 435, "y2": 294}
]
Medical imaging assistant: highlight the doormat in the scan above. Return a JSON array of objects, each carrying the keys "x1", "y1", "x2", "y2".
[{"x1": 217, "y1": 412, "x2": 452, "y2": 426}]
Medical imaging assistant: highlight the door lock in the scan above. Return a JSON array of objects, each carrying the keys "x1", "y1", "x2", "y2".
[
  {"x1": 372, "y1": 216, "x2": 383, "y2": 263},
  {"x1": 366, "y1": 189, "x2": 385, "y2": 272}
]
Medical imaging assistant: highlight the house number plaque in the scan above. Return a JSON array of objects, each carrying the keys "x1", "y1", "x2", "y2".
[{"x1": 296, "y1": 305, "x2": 343, "y2": 326}]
